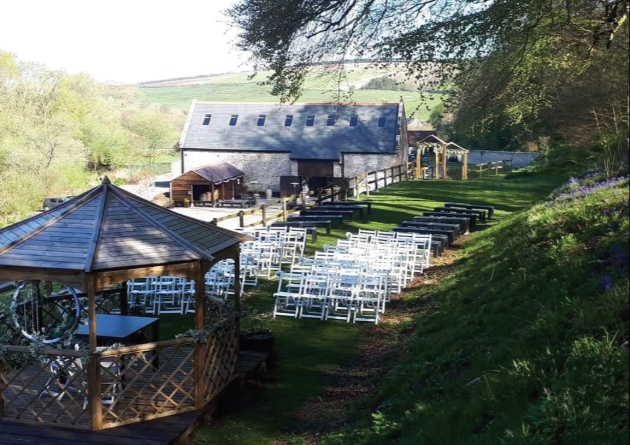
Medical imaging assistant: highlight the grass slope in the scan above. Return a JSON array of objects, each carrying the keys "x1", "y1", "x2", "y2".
[
  {"x1": 193, "y1": 171, "x2": 630, "y2": 444},
  {"x1": 322, "y1": 172, "x2": 629, "y2": 445}
]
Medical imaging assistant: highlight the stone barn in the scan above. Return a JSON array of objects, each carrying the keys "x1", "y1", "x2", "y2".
[{"x1": 177, "y1": 100, "x2": 409, "y2": 194}]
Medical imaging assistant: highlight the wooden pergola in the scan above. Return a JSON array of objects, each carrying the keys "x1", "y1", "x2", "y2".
[
  {"x1": 0, "y1": 177, "x2": 252, "y2": 430},
  {"x1": 415, "y1": 135, "x2": 469, "y2": 180},
  {"x1": 170, "y1": 162, "x2": 245, "y2": 207}
]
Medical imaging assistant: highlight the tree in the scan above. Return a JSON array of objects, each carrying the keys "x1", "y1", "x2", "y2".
[{"x1": 227, "y1": 0, "x2": 628, "y2": 152}]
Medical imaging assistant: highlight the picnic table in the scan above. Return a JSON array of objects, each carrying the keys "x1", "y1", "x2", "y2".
[
  {"x1": 445, "y1": 202, "x2": 495, "y2": 218},
  {"x1": 423, "y1": 210, "x2": 478, "y2": 228},
  {"x1": 400, "y1": 220, "x2": 460, "y2": 240},
  {"x1": 322, "y1": 200, "x2": 373, "y2": 214},
  {"x1": 434, "y1": 206, "x2": 486, "y2": 222},
  {"x1": 288, "y1": 214, "x2": 344, "y2": 228},
  {"x1": 301, "y1": 209, "x2": 354, "y2": 221},
  {"x1": 412, "y1": 216, "x2": 470, "y2": 234}
]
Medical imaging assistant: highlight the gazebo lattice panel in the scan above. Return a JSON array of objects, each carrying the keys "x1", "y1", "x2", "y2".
[
  {"x1": 202, "y1": 317, "x2": 239, "y2": 402},
  {"x1": 1, "y1": 347, "x2": 90, "y2": 428}
]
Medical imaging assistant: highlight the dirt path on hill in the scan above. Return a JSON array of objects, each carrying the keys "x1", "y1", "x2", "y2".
[{"x1": 274, "y1": 245, "x2": 462, "y2": 443}]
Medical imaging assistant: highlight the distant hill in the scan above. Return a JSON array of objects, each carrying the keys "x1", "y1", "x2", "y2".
[{"x1": 138, "y1": 63, "x2": 444, "y2": 120}]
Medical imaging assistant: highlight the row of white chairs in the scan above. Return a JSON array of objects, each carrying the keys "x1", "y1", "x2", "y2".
[{"x1": 272, "y1": 231, "x2": 432, "y2": 324}]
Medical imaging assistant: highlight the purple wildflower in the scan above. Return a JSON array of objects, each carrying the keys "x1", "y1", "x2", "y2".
[{"x1": 599, "y1": 274, "x2": 614, "y2": 291}]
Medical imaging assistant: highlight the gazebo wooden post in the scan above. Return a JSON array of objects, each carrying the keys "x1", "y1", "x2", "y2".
[
  {"x1": 231, "y1": 246, "x2": 241, "y2": 312},
  {"x1": 85, "y1": 274, "x2": 103, "y2": 430},
  {"x1": 416, "y1": 150, "x2": 422, "y2": 179},
  {"x1": 193, "y1": 261, "x2": 206, "y2": 409},
  {"x1": 434, "y1": 150, "x2": 439, "y2": 179},
  {"x1": 442, "y1": 142, "x2": 448, "y2": 179},
  {"x1": 462, "y1": 152, "x2": 468, "y2": 180},
  {"x1": 211, "y1": 183, "x2": 215, "y2": 206}
]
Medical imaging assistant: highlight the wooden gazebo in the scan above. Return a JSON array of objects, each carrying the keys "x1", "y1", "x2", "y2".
[
  {"x1": 415, "y1": 135, "x2": 469, "y2": 180},
  {"x1": 170, "y1": 162, "x2": 245, "y2": 207},
  {"x1": 0, "y1": 177, "x2": 251, "y2": 430}
]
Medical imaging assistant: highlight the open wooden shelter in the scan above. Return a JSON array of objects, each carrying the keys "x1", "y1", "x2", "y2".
[
  {"x1": 0, "y1": 177, "x2": 251, "y2": 431},
  {"x1": 415, "y1": 135, "x2": 469, "y2": 180},
  {"x1": 170, "y1": 162, "x2": 245, "y2": 207}
]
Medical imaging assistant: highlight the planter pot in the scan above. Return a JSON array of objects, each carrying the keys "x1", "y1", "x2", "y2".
[{"x1": 242, "y1": 328, "x2": 275, "y2": 354}]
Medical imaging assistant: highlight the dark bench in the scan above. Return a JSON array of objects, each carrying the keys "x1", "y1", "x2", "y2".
[
  {"x1": 288, "y1": 214, "x2": 344, "y2": 228},
  {"x1": 400, "y1": 221, "x2": 460, "y2": 240},
  {"x1": 322, "y1": 200, "x2": 373, "y2": 214},
  {"x1": 445, "y1": 202, "x2": 495, "y2": 219},
  {"x1": 392, "y1": 228, "x2": 446, "y2": 256},
  {"x1": 318, "y1": 204, "x2": 364, "y2": 219},
  {"x1": 434, "y1": 206, "x2": 486, "y2": 222},
  {"x1": 412, "y1": 216, "x2": 471, "y2": 234},
  {"x1": 268, "y1": 223, "x2": 320, "y2": 242},
  {"x1": 423, "y1": 211, "x2": 478, "y2": 228},
  {"x1": 301, "y1": 209, "x2": 354, "y2": 221},
  {"x1": 221, "y1": 199, "x2": 255, "y2": 208}
]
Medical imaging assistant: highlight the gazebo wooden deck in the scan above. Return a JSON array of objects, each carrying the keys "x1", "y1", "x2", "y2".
[{"x1": 0, "y1": 177, "x2": 253, "y2": 432}]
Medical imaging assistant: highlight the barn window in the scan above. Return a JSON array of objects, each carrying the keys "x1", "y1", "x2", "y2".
[
  {"x1": 306, "y1": 115, "x2": 316, "y2": 126},
  {"x1": 326, "y1": 114, "x2": 337, "y2": 126},
  {"x1": 257, "y1": 114, "x2": 266, "y2": 126},
  {"x1": 202, "y1": 114, "x2": 212, "y2": 125},
  {"x1": 285, "y1": 115, "x2": 293, "y2": 126},
  {"x1": 349, "y1": 115, "x2": 359, "y2": 127},
  {"x1": 378, "y1": 117, "x2": 387, "y2": 128},
  {"x1": 229, "y1": 115, "x2": 238, "y2": 126}
]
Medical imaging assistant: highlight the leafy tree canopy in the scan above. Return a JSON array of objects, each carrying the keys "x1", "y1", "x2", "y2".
[{"x1": 227, "y1": 0, "x2": 629, "y2": 152}]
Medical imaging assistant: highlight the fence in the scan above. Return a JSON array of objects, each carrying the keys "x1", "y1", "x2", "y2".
[
  {"x1": 473, "y1": 160, "x2": 512, "y2": 177},
  {"x1": 210, "y1": 163, "x2": 410, "y2": 229}
]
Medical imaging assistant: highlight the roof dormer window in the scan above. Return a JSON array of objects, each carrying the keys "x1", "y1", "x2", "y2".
[
  {"x1": 349, "y1": 115, "x2": 359, "y2": 127},
  {"x1": 229, "y1": 115, "x2": 238, "y2": 126},
  {"x1": 257, "y1": 114, "x2": 266, "y2": 126},
  {"x1": 326, "y1": 114, "x2": 337, "y2": 126},
  {"x1": 285, "y1": 115, "x2": 293, "y2": 126},
  {"x1": 378, "y1": 117, "x2": 387, "y2": 128},
  {"x1": 202, "y1": 114, "x2": 212, "y2": 125},
  {"x1": 306, "y1": 115, "x2": 316, "y2": 127}
]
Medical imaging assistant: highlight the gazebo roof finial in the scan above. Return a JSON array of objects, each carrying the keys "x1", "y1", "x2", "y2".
[{"x1": 101, "y1": 176, "x2": 111, "y2": 185}]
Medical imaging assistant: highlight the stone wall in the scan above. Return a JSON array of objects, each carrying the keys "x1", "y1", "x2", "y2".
[
  {"x1": 343, "y1": 153, "x2": 404, "y2": 179},
  {"x1": 467, "y1": 150, "x2": 539, "y2": 169},
  {"x1": 181, "y1": 151, "x2": 292, "y2": 193}
]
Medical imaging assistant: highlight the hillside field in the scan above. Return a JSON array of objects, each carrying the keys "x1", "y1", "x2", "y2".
[{"x1": 139, "y1": 67, "x2": 443, "y2": 120}]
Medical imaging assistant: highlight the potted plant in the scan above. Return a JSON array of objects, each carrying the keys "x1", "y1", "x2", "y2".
[
  {"x1": 242, "y1": 309, "x2": 274, "y2": 354},
  {"x1": 183, "y1": 197, "x2": 191, "y2": 207}
]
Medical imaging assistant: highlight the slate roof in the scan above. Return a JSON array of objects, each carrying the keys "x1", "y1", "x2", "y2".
[
  {"x1": 179, "y1": 101, "x2": 402, "y2": 161},
  {"x1": 191, "y1": 162, "x2": 244, "y2": 183},
  {"x1": 0, "y1": 177, "x2": 250, "y2": 273}
]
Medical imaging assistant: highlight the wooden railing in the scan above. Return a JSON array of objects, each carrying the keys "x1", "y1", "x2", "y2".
[
  {"x1": 0, "y1": 316, "x2": 240, "y2": 431},
  {"x1": 210, "y1": 163, "x2": 410, "y2": 229},
  {"x1": 474, "y1": 160, "x2": 513, "y2": 177}
]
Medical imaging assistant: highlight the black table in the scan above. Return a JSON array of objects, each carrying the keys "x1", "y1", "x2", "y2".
[
  {"x1": 77, "y1": 314, "x2": 159, "y2": 344},
  {"x1": 434, "y1": 206, "x2": 486, "y2": 222},
  {"x1": 400, "y1": 221, "x2": 460, "y2": 240},
  {"x1": 288, "y1": 214, "x2": 344, "y2": 228},
  {"x1": 77, "y1": 314, "x2": 160, "y2": 369}
]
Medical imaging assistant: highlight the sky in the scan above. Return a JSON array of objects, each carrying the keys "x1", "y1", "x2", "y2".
[{"x1": 0, "y1": 0, "x2": 250, "y2": 84}]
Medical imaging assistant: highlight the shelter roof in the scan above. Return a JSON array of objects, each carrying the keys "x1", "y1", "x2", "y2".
[
  {"x1": 175, "y1": 162, "x2": 244, "y2": 184},
  {"x1": 179, "y1": 101, "x2": 403, "y2": 160},
  {"x1": 0, "y1": 177, "x2": 249, "y2": 273}
]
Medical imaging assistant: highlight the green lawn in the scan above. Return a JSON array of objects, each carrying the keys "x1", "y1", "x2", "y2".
[{"x1": 188, "y1": 171, "x2": 579, "y2": 444}]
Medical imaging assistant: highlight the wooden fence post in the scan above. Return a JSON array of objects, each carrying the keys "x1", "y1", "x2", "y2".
[
  {"x1": 365, "y1": 172, "x2": 370, "y2": 196},
  {"x1": 238, "y1": 211, "x2": 245, "y2": 227},
  {"x1": 375, "y1": 171, "x2": 380, "y2": 191},
  {"x1": 261, "y1": 205, "x2": 267, "y2": 226},
  {"x1": 282, "y1": 198, "x2": 288, "y2": 221}
]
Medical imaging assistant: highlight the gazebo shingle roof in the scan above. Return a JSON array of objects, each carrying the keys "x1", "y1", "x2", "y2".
[{"x1": 0, "y1": 177, "x2": 249, "y2": 272}]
